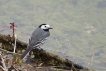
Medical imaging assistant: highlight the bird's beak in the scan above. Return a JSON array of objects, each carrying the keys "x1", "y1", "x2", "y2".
[{"x1": 49, "y1": 27, "x2": 53, "y2": 29}]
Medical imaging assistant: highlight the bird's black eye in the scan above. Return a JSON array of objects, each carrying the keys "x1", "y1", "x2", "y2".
[{"x1": 45, "y1": 26, "x2": 46, "y2": 27}]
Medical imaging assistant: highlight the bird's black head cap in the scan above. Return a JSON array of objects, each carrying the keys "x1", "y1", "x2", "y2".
[
  {"x1": 38, "y1": 24, "x2": 53, "y2": 31},
  {"x1": 39, "y1": 24, "x2": 47, "y2": 28}
]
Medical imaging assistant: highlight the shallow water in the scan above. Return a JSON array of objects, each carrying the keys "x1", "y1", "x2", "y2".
[{"x1": 0, "y1": 0, "x2": 106, "y2": 71}]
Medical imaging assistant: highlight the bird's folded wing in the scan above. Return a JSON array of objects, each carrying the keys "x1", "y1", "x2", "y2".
[{"x1": 33, "y1": 37, "x2": 48, "y2": 47}]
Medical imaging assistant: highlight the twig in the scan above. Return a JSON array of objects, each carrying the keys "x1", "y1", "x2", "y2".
[
  {"x1": 11, "y1": 65, "x2": 19, "y2": 71},
  {"x1": 37, "y1": 62, "x2": 44, "y2": 67},
  {"x1": 0, "y1": 48, "x2": 21, "y2": 55},
  {"x1": 13, "y1": 34, "x2": 17, "y2": 53},
  {"x1": 0, "y1": 54, "x2": 8, "y2": 71},
  {"x1": 72, "y1": 63, "x2": 77, "y2": 71},
  {"x1": 0, "y1": 65, "x2": 5, "y2": 71}
]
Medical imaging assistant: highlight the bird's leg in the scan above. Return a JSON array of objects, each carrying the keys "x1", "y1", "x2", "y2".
[
  {"x1": 38, "y1": 46, "x2": 40, "y2": 48},
  {"x1": 38, "y1": 46, "x2": 43, "y2": 51}
]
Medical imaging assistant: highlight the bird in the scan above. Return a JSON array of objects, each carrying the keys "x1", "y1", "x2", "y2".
[{"x1": 20, "y1": 24, "x2": 53, "y2": 59}]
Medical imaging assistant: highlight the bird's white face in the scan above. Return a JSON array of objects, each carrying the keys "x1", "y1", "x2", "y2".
[{"x1": 41, "y1": 24, "x2": 52, "y2": 29}]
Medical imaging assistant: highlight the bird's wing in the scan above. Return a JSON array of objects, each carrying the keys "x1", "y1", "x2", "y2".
[
  {"x1": 28, "y1": 28, "x2": 50, "y2": 48},
  {"x1": 33, "y1": 37, "x2": 48, "y2": 47}
]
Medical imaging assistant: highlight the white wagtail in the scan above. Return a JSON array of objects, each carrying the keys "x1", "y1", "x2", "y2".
[{"x1": 20, "y1": 24, "x2": 53, "y2": 59}]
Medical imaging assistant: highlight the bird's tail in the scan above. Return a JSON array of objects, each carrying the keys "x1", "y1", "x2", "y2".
[{"x1": 20, "y1": 47, "x2": 32, "y2": 59}]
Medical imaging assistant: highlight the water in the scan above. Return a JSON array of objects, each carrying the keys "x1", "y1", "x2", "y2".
[{"x1": 0, "y1": 0, "x2": 106, "y2": 71}]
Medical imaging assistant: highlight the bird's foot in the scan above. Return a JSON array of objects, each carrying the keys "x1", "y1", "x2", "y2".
[{"x1": 38, "y1": 47, "x2": 44, "y2": 52}]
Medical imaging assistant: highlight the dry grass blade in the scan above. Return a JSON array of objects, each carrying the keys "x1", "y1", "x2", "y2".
[
  {"x1": 37, "y1": 62, "x2": 44, "y2": 67},
  {"x1": 0, "y1": 54, "x2": 8, "y2": 71}
]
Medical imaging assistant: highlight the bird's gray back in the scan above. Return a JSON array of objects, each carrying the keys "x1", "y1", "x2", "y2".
[{"x1": 28, "y1": 28, "x2": 50, "y2": 48}]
